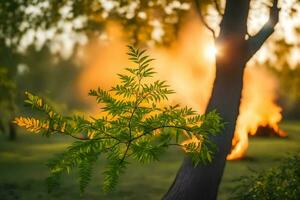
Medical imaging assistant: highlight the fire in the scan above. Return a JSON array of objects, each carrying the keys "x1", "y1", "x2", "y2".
[
  {"x1": 227, "y1": 65, "x2": 287, "y2": 160},
  {"x1": 76, "y1": 14, "x2": 286, "y2": 160}
]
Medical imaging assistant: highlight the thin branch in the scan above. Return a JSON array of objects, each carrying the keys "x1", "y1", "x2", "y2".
[
  {"x1": 151, "y1": 125, "x2": 192, "y2": 133},
  {"x1": 131, "y1": 125, "x2": 193, "y2": 141},
  {"x1": 128, "y1": 92, "x2": 139, "y2": 139},
  {"x1": 212, "y1": 0, "x2": 223, "y2": 16},
  {"x1": 48, "y1": 127, "x2": 90, "y2": 140},
  {"x1": 246, "y1": 32, "x2": 251, "y2": 38},
  {"x1": 246, "y1": 0, "x2": 280, "y2": 61},
  {"x1": 102, "y1": 141, "x2": 121, "y2": 152},
  {"x1": 168, "y1": 143, "x2": 183, "y2": 147},
  {"x1": 50, "y1": 126, "x2": 111, "y2": 141},
  {"x1": 47, "y1": 121, "x2": 115, "y2": 141},
  {"x1": 195, "y1": 0, "x2": 216, "y2": 39},
  {"x1": 69, "y1": 134, "x2": 90, "y2": 140},
  {"x1": 128, "y1": 63, "x2": 144, "y2": 140},
  {"x1": 119, "y1": 142, "x2": 131, "y2": 164},
  {"x1": 89, "y1": 124, "x2": 122, "y2": 142}
]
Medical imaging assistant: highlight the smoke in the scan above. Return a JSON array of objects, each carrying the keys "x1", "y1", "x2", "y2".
[{"x1": 77, "y1": 15, "x2": 215, "y2": 114}]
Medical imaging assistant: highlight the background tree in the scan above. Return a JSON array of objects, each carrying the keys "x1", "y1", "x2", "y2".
[
  {"x1": 0, "y1": 37, "x2": 20, "y2": 140},
  {"x1": 267, "y1": 40, "x2": 300, "y2": 119},
  {"x1": 164, "y1": 1, "x2": 281, "y2": 199},
  {"x1": 0, "y1": 43, "x2": 85, "y2": 140},
  {"x1": 0, "y1": 67, "x2": 17, "y2": 140}
]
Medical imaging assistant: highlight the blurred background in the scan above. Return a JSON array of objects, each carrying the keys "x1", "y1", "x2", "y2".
[{"x1": 0, "y1": 0, "x2": 299, "y2": 199}]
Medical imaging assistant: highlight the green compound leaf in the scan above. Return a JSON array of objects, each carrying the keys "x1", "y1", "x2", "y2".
[{"x1": 15, "y1": 45, "x2": 223, "y2": 194}]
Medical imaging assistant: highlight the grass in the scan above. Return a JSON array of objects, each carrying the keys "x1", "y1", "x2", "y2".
[{"x1": 0, "y1": 121, "x2": 299, "y2": 200}]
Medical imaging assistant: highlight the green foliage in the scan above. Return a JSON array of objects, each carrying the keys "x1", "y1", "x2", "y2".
[
  {"x1": 0, "y1": 0, "x2": 191, "y2": 50},
  {"x1": 232, "y1": 153, "x2": 300, "y2": 200},
  {"x1": 0, "y1": 67, "x2": 16, "y2": 107},
  {"x1": 0, "y1": 67, "x2": 15, "y2": 95},
  {"x1": 15, "y1": 46, "x2": 223, "y2": 194}
]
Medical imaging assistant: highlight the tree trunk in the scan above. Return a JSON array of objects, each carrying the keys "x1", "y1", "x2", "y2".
[
  {"x1": 163, "y1": 46, "x2": 247, "y2": 200},
  {"x1": 8, "y1": 120, "x2": 17, "y2": 141},
  {"x1": 0, "y1": 119, "x2": 5, "y2": 133},
  {"x1": 164, "y1": 0, "x2": 279, "y2": 199}
]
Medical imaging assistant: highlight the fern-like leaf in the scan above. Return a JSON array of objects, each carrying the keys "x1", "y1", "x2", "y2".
[{"x1": 15, "y1": 45, "x2": 223, "y2": 194}]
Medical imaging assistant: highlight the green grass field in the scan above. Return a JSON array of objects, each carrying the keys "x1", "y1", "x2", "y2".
[{"x1": 0, "y1": 121, "x2": 299, "y2": 200}]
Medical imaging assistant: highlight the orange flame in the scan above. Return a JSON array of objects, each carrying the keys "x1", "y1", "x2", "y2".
[
  {"x1": 227, "y1": 66, "x2": 287, "y2": 160},
  {"x1": 76, "y1": 16, "x2": 286, "y2": 160}
]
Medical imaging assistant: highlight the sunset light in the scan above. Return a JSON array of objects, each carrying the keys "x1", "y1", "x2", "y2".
[
  {"x1": 1, "y1": 0, "x2": 299, "y2": 199},
  {"x1": 205, "y1": 44, "x2": 218, "y2": 60}
]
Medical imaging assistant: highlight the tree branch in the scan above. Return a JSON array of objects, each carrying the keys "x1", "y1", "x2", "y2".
[
  {"x1": 50, "y1": 126, "x2": 111, "y2": 141},
  {"x1": 119, "y1": 142, "x2": 131, "y2": 164},
  {"x1": 131, "y1": 125, "x2": 193, "y2": 141},
  {"x1": 246, "y1": 0, "x2": 280, "y2": 60},
  {"x1": 195, "y1": 0, "x2": 216, "y2": 39},
  {"x1": 90, "y1": 125, "x2": 122, "y2": 142},
  {"x1": 213, "y1": 0, "x2": 223, "y2": 16}
]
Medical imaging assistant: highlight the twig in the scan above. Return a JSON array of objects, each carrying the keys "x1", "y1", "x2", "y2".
[
  {"x1": 246, "y1": 0, "x2": 280, "y2": 61},
  {"x1": 119, "y1": 142, "x2": 131, "y2": 164},
  {"x1": 195, "y1": 0, "x2": 217, "y2": 39},
  {"x1": 212, "y1": 0, "x2": 223, "y2": 16},
  {"x1": 131, "y1": 125, "x2": 193, "y2": 141},
  {"x1": 168, "y1": 143, "x2": 183, "y2": 147}
]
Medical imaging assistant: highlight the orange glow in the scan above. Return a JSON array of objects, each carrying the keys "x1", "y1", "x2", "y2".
[
  {"x1": 77, "y1": 16, "x2": 215, "y2": 114},
  {"x1": 227, "y1": 66, "x2": 287, "y2": 160},
  {"x1": 77, "y1": 15, "x2": 286, "y2": 160},
  {"x1": 205, "y1": 45, "x2": 218, "y2": 60}
]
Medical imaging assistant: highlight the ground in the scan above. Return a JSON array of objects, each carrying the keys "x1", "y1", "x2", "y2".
[{"x1": 0, "y1": 121, "x2": 299, "y2": 200}]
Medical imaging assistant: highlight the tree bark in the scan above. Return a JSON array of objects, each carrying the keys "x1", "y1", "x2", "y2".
[
  {"x1": 8, "y1": 120, "x2": 17, "y2": 141},
  {"x1": 164, "y1": 0, "x2": 279, "y2": 199},
  {"x1": 163, "y1": 43, "x2": 247, "y2": 200},
  {"x1": 0, "y1": 118, "x2": 5, "y2": 133}
]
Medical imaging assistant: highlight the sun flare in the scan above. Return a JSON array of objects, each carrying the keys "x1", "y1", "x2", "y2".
[{"x1": 205, "y1": 45, "x2": 218, "y2": 60}]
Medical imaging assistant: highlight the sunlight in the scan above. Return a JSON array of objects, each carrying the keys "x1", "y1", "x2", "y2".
[{"x1": 205, "y1": 45, "x2": 218, "y2": 60}]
